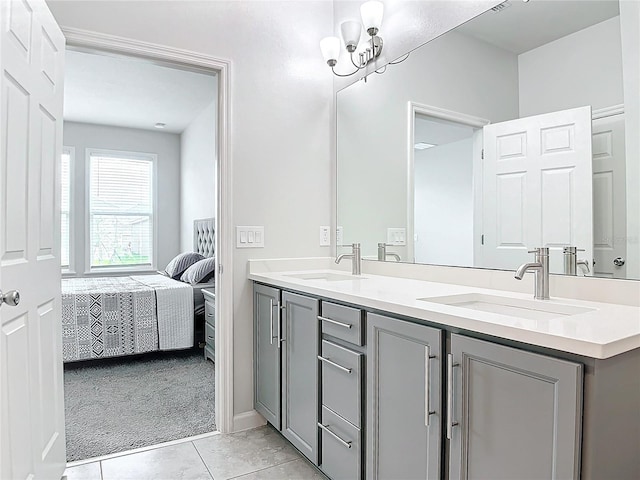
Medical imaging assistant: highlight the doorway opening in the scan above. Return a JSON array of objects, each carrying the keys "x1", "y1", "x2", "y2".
[{"x1": 59, "y1": 36, "x2": 231, "y2": 464}]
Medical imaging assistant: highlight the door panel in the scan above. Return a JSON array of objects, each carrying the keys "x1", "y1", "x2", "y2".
[
  {"x1": 367, "y1": 313, "x2": 442, "y2": 480},
  {"x1": 592, "y1": 114, "x2": 626, "y2": 278},
  {"x1": 481, "y1": 106, "x2": 593, "y2": 275},
  {"x1": 253, "y1": 284, "x2": 281, "y2": 429},
  {"x1": 449, "y1": 334, "x2": 582, "y2": 480},
  {"x1": 281, "y1": 291, "x2": 319, "y2": 464},
  {"x1": 1, "y1": 1, "x2": 66, "y2": 478}
]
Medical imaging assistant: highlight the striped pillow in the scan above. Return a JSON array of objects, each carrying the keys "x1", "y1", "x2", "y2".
[
  {"x1": 165, "y1": 252, "x2": 205, "y2": 279},
  {"x1": 180, "y1": 257, "x2": 216, "y2": 284}
]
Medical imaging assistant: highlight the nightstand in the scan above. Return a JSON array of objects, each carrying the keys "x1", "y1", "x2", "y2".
[{"x1": 202, "y1": 288, "x2": 215, "y2": 362}]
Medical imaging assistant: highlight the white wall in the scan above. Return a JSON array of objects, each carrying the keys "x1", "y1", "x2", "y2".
[
  {"x1": 414, "y1": 137, "x2": 474, "y2": 266},
  {"x1": 518, "y1": 16, "x2": 624, "y2": 117},
  {"x1": 48, "y1": 0, "x2": 334, "y2": 423},
  {"x1": 63, "y1": 121, "x2": 181, "y2": 275},
  {"x1": 180, "y1": 97, "x2": 217, "y2": 252},
  {"x1": 337, "y1": 29, "x2": 519, "y2": 258}
]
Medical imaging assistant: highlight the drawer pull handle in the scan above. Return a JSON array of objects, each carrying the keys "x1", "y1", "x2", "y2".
[
  {"x1": 318, "y1": 423, "x2": 352, "y2": 449},
  {"x1": 317, "y1": 316, "x2": 352, "y2": 329},
  {"x1": 318, "y1": 355, "x2": 352, "y2": 374},
  {"x1": 207, "y1": 313, "x2": 214, "y2": 317}
]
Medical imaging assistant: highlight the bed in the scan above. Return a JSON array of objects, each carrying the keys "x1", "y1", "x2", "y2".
[{"x1": 61, "y1": 218, "x2": 215, "y2": 363}]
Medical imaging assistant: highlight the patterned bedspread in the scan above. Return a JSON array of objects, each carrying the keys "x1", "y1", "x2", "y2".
[{"x1": 62, "y1": 275, "x2": 192, "y2": 362}]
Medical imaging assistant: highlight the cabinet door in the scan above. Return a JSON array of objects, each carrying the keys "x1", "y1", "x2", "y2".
[
  {"x1": 449, "y1": 334, "x2": 582, "y2": 480},
  {"x1": 367, "y1": 313, "x2": 442, "y2": 480},
  {"x1": 253, "y1": 284, "x2": 281, "y2": 429},
  {"x1": 281, "y1": 291, "x2": 320, "y2": 464}
]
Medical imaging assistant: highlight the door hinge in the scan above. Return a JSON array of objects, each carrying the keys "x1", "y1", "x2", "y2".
[
  {"x1": 481, "y1": 234, "x2": 484, "y2": 245},
  {"x1": 481, "y1": 149, "x2": 484, "y2": 160},
  {"x1": 218, "y1": 264, "x2": 223, "y2": 274}
]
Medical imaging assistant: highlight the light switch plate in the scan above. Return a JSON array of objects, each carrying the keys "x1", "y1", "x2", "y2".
[
  {"x1": 336, "y1": 226, "x2": 343, "y2": 246},
  {"x1": 319, "y1": 226, "x2": 330, "y2": 246},
  {"x1": 237, "y1": 226, "x2": 264, "y2": 248},
  {"x1": 387, "y1": 227, "x2": 406, "y2": 246}
]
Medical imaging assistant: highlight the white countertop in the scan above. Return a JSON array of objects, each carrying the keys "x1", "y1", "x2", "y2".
[{"x1": 248, "y1": 268, "x2": 640, "y2": 359}]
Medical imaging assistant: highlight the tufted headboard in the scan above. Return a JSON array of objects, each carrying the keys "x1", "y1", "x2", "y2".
[{"x1": 193, "y1": 218, "x2": 215, "y2": 258}]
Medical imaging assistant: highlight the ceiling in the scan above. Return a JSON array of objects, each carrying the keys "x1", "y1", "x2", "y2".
[
  {"x1": 458, "y1": 0, "x2": 620, "y2": 55},
  {"x1": 414, "y1": 114, "x2": 476, "y2": 149},
  {"x1": 64, "y1": 50, "x2": 217, "y2": 134}
]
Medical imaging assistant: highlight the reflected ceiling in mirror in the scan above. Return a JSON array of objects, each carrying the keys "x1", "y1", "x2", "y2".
[{"x1": 336, "y1": 0, "x2": 639, "y2": 280}]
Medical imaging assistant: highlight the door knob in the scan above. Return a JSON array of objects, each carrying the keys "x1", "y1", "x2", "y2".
[
  {"x1": 0, "y1": 290, "x2": 20, "y2": 307},
  {"x1": 613, "y1": 257, "x2": 625, "y2": 267}
]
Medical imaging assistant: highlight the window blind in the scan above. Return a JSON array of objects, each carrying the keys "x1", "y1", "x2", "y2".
[{"x1": 89, "y1": 153, "x2": 154, "y2": 268}]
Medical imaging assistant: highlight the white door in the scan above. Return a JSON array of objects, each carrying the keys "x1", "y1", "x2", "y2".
[
  {"x1": 592, "y1": 113, "x2": 627, "y2": 278},
  {"x1": 480, "y1": 106, "x2": 593, "y2": 275},
  {"x1": 0, "y1": 1, "x2": 67, "y2": 479}
]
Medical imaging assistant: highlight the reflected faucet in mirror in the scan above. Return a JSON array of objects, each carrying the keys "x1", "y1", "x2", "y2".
[
  {"x1": 377, "y1": 243, "x2": 401, "y2": 262},
  {"x1": 515, "y1": 248, "x2": 550, "y2": 300},
  {"x1": 336, "y1": 243, "x2": 362, "y2": 275},
  {"x1": 563, "y1": 247, "x2": 590, "y2": 276}
]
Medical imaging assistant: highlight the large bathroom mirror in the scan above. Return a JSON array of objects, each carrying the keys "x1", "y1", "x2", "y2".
[{"x1": 337, "y1": 0, "x2": 639, "y2": 280}]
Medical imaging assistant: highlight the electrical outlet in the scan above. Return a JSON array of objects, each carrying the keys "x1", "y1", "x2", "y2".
[
  {"x1": 319, "y1": 226, "x2": 331, "y2": 246},
  {"x1": 387, "y1": 227, "x2": 406, "y2": 246},
  {"x1": 336, "y1": 226, "x2": 344, "y2": 246}
]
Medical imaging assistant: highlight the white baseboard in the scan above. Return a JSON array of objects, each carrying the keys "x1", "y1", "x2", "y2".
[{"x1": 233, "y1": 410, "x2": 266, "y2": 432}]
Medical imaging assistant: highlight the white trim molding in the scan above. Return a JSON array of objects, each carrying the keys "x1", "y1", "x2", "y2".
[
  {"x1": 592, "y1": 104, "x2": 624, "y2": 120},
  {"x1": 406, "y1": 102, "x2": 489, "y2": 262},
  {"x1": 61, "y1": 27, "x2": 235, "y2": 434},
  {"x1": 232, "y1": 410, "x2": 266, "y2": 433}
]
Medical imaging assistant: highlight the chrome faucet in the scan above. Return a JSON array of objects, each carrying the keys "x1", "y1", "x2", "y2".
[
  {"x1": 335, "y1": 243, "x2": 362, "y2": 275},
  {"x1": 377, "y1": 243, "x2": 401, "y2": 262},
  {"x1": 563, "y1": 246, "x2": 590, "y2": 275},
  {"x1": 515, "y1": 248, "x2": 550, "y2": 300}
]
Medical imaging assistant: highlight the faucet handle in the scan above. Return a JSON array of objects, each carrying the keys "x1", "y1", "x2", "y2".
[{"x1": 528, "y1": 247, "x2": 549, "y2": 255}]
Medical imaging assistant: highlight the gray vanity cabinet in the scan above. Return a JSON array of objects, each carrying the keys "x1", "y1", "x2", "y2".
[
  {"x1": 254, "y1": 284, "x2": 281, "y2": 429},
  {"x1": 448, "y1": 333, "x2": 583, "y2": 480},
  {"x1": 280, "y1": 290, "x2": 319, "y2": 464},
  {"x1": 366, "y1": 313, "x2": 443, "y2": 480},
  {"x1": 253, "y1": 284, "x2": 320, "y2": 464}
]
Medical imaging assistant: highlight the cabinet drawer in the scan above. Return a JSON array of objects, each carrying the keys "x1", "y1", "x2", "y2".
[
  {"x1": 320, "y1": 340, "x2": 362, "y2": 428},
  {"x1": 320, "y1": 406, "x2": 361, "y2": 480},
  {"x1": 205, "y1": 321, "x2": 215, "y2": 346},
  {"x1": 205, "y1": 300, "x2": 215, "y2": 327},
  {"x1": 320, "y1": 302, "x2": 363, "y2": 346}
]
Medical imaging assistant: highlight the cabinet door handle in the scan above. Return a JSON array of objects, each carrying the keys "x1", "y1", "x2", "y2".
[
  {"x1": 207, "y1": 313, "x2": 214, "y2": 318},
  {"x1": 318, "y1": 423, "x2": 352, "y2": 449},
  {"x1": 425, "y1": 346, "x2": 436, "y2": 426},
  {"x1": 317, "y1": 315, "x2": 352, "y2": 329},
  {"x1": 318, "y1": 355, "x2": 352, "y2": 374},
  {"x1": 277, "y1": 301, "x2": 284, "y2": 347},
  {"x1": 269, "y1": 299, "x2": 274, "y2": 346},
  {"x1": 447, "y1": 353, "x2": 460, "y2": 440}
]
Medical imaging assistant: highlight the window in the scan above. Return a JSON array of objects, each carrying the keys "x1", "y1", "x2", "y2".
[
  {"x1": 60, "y1": 148, "x2": 73, "y2": 270},
  {"x1": 88, "y1": 150, "x2": 156, "y2": 270}
]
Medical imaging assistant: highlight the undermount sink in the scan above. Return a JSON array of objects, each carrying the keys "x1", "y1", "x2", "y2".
[
  {"x1": 285, "y1": 272, "x2": 364, "y2": 282},
  {"x1": 418, "y1": 293, "x2": 595, "y2": 321}
]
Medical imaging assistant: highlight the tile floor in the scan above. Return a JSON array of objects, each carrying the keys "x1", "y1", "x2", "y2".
[{"x1": 62, "y1": 425, "x2": 326, "y2": 480}]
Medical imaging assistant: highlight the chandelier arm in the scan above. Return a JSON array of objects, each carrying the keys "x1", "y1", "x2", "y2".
[
  {"x1": 350, "y1": 52, "x2": 365, "y2": 69},
  {"x1": 331, "y1": 65, "x2": 361, "y2": 77},
  {"x1": 388, "y1": 52, "x2": 410, "y2": 65}
]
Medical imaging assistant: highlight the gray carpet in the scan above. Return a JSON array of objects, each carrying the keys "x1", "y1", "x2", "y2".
[{"x1": 64, "y1": 349, "x2": 215, "y2": 462}]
